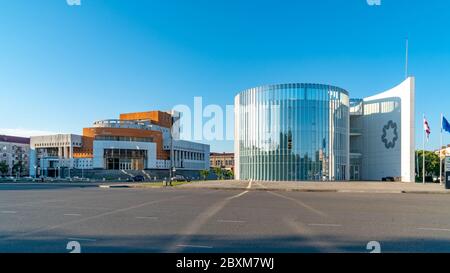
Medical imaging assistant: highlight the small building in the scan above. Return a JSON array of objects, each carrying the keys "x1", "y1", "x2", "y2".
[
  {"x1": 210, "y1": 152, "x2": 234, "y2": 171},
  {"x1": 435, "y1": 145, "x2": 450, "y2": 159},
  {"x1": 0, "y1": 135, "x2": 30, "y2": 177}
]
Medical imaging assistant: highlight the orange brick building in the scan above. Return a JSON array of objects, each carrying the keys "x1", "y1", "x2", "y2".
[{"x1": 30, "y1": 110, "x2": 210, "y2": 176}]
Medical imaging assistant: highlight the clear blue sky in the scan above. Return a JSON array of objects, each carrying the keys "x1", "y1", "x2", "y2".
[{"x1": 1, "y1": 0, "x2": 450, "y2": 152}]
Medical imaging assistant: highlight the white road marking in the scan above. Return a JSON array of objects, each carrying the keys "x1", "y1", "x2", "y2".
[
  {"x1": 226, "y1": 190, "x2": 249, "y2": 200},
  {"x1": 67, "y1": 237, "x2": 97, "y2": 242},
  {"x1": 0, "y1": 195, "x2": 186, "y2": 242},
  {"x1": 176, "y1": 244, "x2": 213, "y2": 249},
  {"x1": 417, "y1": 227, "x2": 450, "y2": 232},
  {"x1": 308, "y1": 223, "x2": 342, "y2": 227},
  {"x1": 217, "y1": 219, "x2": 246, "y2": 223},
  {"x1": 167, "y1": 190, "x2": 250, "y2": 252},
  {"x1": 267, "y1": 191, "x2": 327, "y2": 217},
  {"x1": 64, "y1": 214, "x2": 81, "y2": 216},
  {"x1": 247, "y1": 180, "x2": 253, "y2": 189},
  {"x1": 1, "y1": 211, "x2": 17, "y2": 214},
  {"x1": 284, "y1": 219, "x2": 342, "y2": 252},
  {"x1": 136, "y1": 216, "x2": 159, "y2": 220}
]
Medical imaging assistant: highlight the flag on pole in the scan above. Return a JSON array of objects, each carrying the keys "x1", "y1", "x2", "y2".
[
  {"x1": 424, "y1": 117, "x2": 431, "y2": 141},
  {"x1": 443, "y1": 116, "x2": 450, "y2": 134}
]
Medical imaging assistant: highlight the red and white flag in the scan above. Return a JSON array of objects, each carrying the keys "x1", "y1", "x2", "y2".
[{"x1": 424, "y1": 117, "x2": 431, "y2": 141}]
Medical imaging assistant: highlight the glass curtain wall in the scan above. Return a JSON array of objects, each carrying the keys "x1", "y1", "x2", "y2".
[
  {"x1": 236, "y1": 83, "x2": 349, "y2": 181},
  {"x1": 104, "y1": 149, "x2": 147, "y2": 170}
]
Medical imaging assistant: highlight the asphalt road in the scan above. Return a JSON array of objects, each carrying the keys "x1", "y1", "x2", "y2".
[{"x1": 0, "y1": 183, "x2": 450, "y2": 253}]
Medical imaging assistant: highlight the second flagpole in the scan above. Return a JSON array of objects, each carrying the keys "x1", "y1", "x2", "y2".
[
  {"x1": 423, "y1": 114, "x2": 426, "y2": 184},
  {"x1": 440, "y1": 113, "x2": 444, "y2": 185}
]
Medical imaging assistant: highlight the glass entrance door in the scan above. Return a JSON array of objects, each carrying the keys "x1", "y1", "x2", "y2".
[{"x1": 350, "y1": 165, "x2": 360, "y2": 181}]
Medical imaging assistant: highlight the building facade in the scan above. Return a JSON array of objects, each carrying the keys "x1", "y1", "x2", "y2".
[
  {"x1": 234, "y1": 78, "x2": 415, "y2": 182},
  {"x1": 234, "y1": 83, "x2": 350, "y2": 181},
  {"x1": 349, "y1": 77, "x2": 415, "y2": 182},
  {"x1": 210, "y1": 152, "x2": 235, "y2": 171},
  {"x1": 29, "y1": 110, "x2": 210, "y2": 178},
  {"x1": 435, "y1": 145, "x2": 450, "y2": 159},
  {"x1": 0, "y1": 135, "x2": 30, "y2": 177}
]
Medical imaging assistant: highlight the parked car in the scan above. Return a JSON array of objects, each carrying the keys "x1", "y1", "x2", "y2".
[
  {"x1": 382, "y1": 177, "x2": 395, "y2": 182},
  {"x1": 131, "y1": 175, "x2": 145, "y2": 182},
  {"x1": 171, "y1": 175, "x2": 191, "y2": 182}
]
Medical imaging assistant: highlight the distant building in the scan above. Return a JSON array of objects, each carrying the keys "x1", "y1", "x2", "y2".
[
  {"x1": 0, "y1": 135, "x2": 30, "y2": 176},
  {"x1": 210, "y1": 152, "x2": 234, "y2": 171},
  {"x1": 29, "y1": 110, "x2": 210, "y2": 178},
  {"x1": 435, "y1": 145, "x2": 450, "y2": 159}
]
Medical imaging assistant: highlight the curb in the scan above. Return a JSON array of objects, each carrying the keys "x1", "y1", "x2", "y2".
[
  {"x1": 99, "y1": 185, "x2": 133, "y2": 189},
  {"x1": 178, "y1": 186, "x2": 450, "y2": 194},
  {"x1": 98, "y1": 184, "x2": 450, "y2": 195},
  {"x1": 401, "y1": 190, "x2": 450, "y2": 194}
]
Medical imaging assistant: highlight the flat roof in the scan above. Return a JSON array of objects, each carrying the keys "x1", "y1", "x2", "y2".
[{"x1": 0, "y1": 135, "x2": 30, "y2": 145}]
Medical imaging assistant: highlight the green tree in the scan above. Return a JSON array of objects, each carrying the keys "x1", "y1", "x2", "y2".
[
  {"x1": 0, "y1": 161, "x2": 8, "y2": 176},
  {"x1": 223, "y1": 169, "x2": 234, "y2": 180},
  {"x1": 199, "y1": 169, "x2": 210, "y2": 180},
  {"x1": 213, "y1": 167, "x2": 224, "y2": 180},
  {"x1": 416, "y1": 150, "x2": 440, "y2": 181},
  {"x1": 12, "y1": 161, "x2": 24, "y2": 177}
]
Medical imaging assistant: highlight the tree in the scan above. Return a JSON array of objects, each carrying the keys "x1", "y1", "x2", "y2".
[
  {"x1": 199, "y1": 169, "x2": 210, "y2": 180},
  {"x1": 416, "y1": 150, "x2": 440, "y2": 181},
  {"x1": 12, "y1": 161, "x2": 24, "y2": 177},
  {"x1": 0, "y1": 161, "x2": 8, "y2": 176},
  {"x1": 223, "y1": 169, "x2": 234, "y2": 180},
  {"x1": 213, "y1": 167, "x2": 224, "y2": 180}
]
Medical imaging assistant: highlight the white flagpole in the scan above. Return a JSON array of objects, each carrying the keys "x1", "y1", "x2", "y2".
[
  {"x1": 441, "y1": 113, "x2": 444, "y2": 185},
  {"x1": 405, "y1": 38, "x2": 409, "y2": 79},
  {"x1": 423, "y1": 114, "x2": 426, "y2": 184}
]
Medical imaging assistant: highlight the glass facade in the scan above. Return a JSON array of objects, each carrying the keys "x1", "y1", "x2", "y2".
[
  {"x1": 104, "y1": 149, "x2": 147, "y2": 170},
  {"x1": 235, "y1": 83, "x2": 349, "y2": 181}
]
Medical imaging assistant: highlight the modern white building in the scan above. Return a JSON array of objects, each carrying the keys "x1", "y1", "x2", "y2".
[
  {"x1": 234, "y1": 77, "x2": 416, "y2": 182},
  {"x1": 29, "y1": 134, "x2": 85, "y2": 177},
  {"x1": 349, "y1": 77, "x2": 415, "y2": 182}
]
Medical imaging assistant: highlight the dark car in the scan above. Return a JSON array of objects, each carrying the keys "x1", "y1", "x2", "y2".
[
  {"x1": 382, "y1": 177, "x2": 395, "y2": 182},
  {"x1": 132, "y1": 175, "x2": 145, "y2": 182},
  {"x1": 171, "y1": 175, "x2": 191, "y2": 182}
]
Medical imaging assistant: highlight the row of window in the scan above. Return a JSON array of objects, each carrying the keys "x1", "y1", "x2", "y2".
[
  {"x1": 35, "y1": 142, "x2": 81, "y2": 147},
  {"x1": 211, "y1": 159, "x2": 234, "y2": 166},
  {"x1": 95, "y1": 136, "x2": 154, "y2": 143},
  {"x1": 236, "y1": 84, "x2": 349, "y2": 181}
]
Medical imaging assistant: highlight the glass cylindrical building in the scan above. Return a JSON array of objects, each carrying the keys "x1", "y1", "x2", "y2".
[{"x1": 234, "y1": 83, "x2": 350, "y2": 181}]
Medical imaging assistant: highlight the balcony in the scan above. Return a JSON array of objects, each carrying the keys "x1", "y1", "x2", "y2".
[{"x1": 93, "y1": 119, "x2": 154, "y2": 130}]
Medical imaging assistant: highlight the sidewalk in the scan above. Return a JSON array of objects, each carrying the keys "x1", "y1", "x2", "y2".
[{"x1": 177, "y1": 180, "x2": 450, "y2": 194}]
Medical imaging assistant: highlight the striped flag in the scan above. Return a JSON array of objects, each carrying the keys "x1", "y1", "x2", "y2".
[{"x1": 424, "y1": 117, "x2": 431, "y2": 141}]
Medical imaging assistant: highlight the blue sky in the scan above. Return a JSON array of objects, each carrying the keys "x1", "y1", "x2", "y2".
[{"x1": 1, "y1": 0, "x2": 450, "y2": 152}]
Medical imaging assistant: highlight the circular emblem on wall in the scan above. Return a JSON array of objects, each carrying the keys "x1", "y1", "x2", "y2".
[{"x1": 381, "y1": 120, "x2": 398, "y2": 149}]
